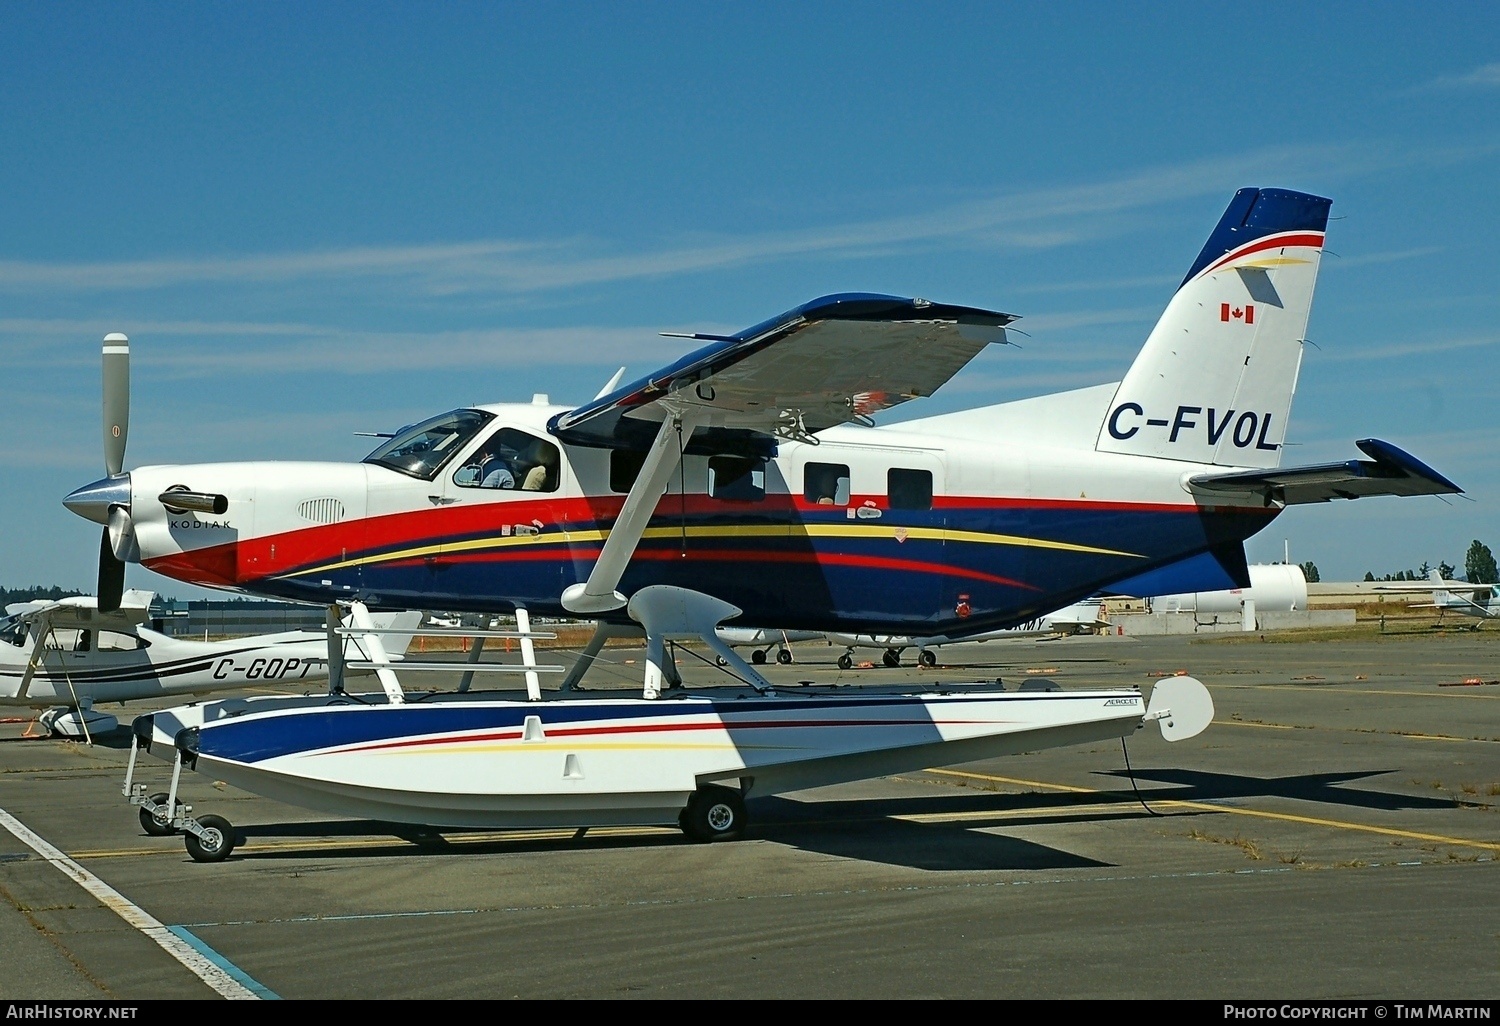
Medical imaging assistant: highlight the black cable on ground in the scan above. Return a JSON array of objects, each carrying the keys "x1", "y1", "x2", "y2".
[{"x1": 1121, "y1": 736, "x2": 1164, "y2": 816}]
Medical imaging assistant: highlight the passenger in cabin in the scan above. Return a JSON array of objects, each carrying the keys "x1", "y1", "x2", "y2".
[{"x1": 521, "y1": 444, "x2": 559, "y2": 491}]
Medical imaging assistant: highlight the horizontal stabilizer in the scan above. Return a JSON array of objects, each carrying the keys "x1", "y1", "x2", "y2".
[{"x1": 1186, "y1": 439, "x2": 1462, "y2": 505}]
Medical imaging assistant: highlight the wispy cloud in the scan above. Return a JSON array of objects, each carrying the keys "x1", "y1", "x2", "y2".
[
  {"x1": 0, "y1": 143, "x2": 1387, "y2": 298},
  {"x1": 0, "y1": 321, "x2": 684, "y2": 376},
  {"x1": 1412, "y1": 62, "x2": 1500, "y2": 92},
  {"x1": 1315, "y1": 333, "x2": 1500, "y2": 363}
]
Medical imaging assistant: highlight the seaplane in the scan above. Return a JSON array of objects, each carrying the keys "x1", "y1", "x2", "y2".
[
  {"x1": 0, "y1": 589, "x2": 421, "y2": 739},
  {"x1": 66, "y1": 186, "x2": 1464, "y2": 861}
]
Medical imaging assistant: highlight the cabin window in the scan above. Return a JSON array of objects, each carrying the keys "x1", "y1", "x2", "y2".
[
  {"x1": 888, "y1": 468, "x2": 933, "y2": 511},
  {"x1": 363, "y1": 409, "x2": 493, "y2": 481},
  {"x1": 610, "y1": 449, "x2": 648, "y2": 493},
  {"x1": 708, "y1": 456, "x2": 765, "y2": 502},
  {"x1": 453, "y1": 428, "x2": 561, "y2": 493},
  {"x1": 804, "y1": 462, "x2": 850, "y2": 506},
  {"x1": 96, "y1": 630, "x2": 146, "y2": 651}
]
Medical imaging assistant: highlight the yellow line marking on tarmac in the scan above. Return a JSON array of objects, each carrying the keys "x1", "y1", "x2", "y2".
[
  {"x1": 1213, "y1": 684, "x2": 1500, "y2": 702},
  {"x1": 1209, "y1": 719, "x2": 1492, "y2": 744},
  {"x1": 925, "y1": 769, "x2": 1500, "y2": 852}
]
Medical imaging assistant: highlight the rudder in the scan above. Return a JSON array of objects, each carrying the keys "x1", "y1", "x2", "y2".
[{"x1": 1096, "y1": 187, "x2": 1331, "y2": 469}]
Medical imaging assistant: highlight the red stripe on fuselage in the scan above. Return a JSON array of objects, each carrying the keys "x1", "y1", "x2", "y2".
[
  {"x1": 325, "y1": 715, "x2": 995, "y2": 756},
  {"x1": 144, "y1": 492, "x2": 1258, "y2": 588}
]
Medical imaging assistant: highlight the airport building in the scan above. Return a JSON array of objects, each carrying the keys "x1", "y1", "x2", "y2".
[{"x1": 151, "y1": 598, "x2": 325, "y2": 638}]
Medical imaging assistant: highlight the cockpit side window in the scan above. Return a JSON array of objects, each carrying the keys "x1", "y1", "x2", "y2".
[
  {"x1": 363, "y1": 410, "x2": 494, "y2": 481},
  {"x1": 0, "y1": 616, "x2": 24, "y2": 647},
  {"x1": 453, "y1": 428, "x2": 562, "y2": 493}
]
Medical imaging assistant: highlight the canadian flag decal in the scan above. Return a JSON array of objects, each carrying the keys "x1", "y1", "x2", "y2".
[{"x1": 1220, "y1": 303, "x2": 1255, "y2": 324}]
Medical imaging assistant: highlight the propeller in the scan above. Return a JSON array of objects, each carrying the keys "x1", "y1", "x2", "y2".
[{"x1": 97, "y1": 333, "x2": 130, "y2": 611}]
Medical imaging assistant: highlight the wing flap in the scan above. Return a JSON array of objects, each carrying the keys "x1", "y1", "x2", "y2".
[
  {"x1": 550, "y1": 293, "x2": 1015, "y2": 450},
  {"x1": 1187, "y1": 439, "x2": 1462, "y2": 505}
]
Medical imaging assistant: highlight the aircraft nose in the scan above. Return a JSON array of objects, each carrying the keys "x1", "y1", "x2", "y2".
[{"x1": 63, "y1": 474, "x2": 132, "y2": 525}]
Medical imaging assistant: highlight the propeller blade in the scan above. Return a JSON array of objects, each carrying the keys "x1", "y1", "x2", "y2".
[
  {"x1": 98, "y1": 527, "x2": 125, "y2": 613},
  {"x1": 103, "y1": 333, "x2": 129, "y2": 477},
  {"x1": 107, "y1": 505, "x2": 140, "y2": 562}
]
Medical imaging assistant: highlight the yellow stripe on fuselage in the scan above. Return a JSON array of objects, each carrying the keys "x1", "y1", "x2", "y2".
[{"x1": 289, "y1": 520, "x2": 1141, "y2": 577}]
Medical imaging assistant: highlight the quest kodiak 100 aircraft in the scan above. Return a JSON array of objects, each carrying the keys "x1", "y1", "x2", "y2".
[{"x1": 63, "y1": 188, "x2": 1460, "y2": 658}]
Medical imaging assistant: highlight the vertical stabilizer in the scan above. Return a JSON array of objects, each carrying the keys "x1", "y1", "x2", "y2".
[{"x1": 1096, "y1": 188, "x2": 1331, "y2": 469}]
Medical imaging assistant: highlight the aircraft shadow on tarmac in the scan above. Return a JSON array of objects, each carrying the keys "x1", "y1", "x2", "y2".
[
  {"x1": 215, "y1": 788, "x2": 1187, "y2": 872},
  {"x1": 1096, "y1": 766, "x2": 1463, "y2": 813}
]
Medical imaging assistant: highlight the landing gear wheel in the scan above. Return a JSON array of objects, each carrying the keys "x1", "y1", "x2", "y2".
[
  {"x1": 680, "y1": 785, "x2": 746, "y2": 843},
  {"x1": 837, "y1": 654, "x2": 853, "y2": 670},
  {"x1": 882, "y1": 649, "x2": 902, "y2": 668},
  {"x1": 184, "y1": 815, "x2": 236, "y2": 863},
  {"x1": 776, "y1": 648, "x2": 793, "y2": 664},
  {"x1": 918, "y1": 649, "x2": 937, "y2": 667},
  {"x1": 751, "y1": 649, "x2": 767, "y2": 665},
  {"x1": 141, "y1": 793, "x2": 178, "y2": 836},
  {"x1": 715, "y1": 655, "x2": 728, "y2": 667}
]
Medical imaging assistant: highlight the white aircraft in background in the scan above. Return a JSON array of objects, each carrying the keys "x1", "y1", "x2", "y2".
[
  {"x1": 713, "y1": 626, "x2": 825, "y2": 664},
  {"x1": 1373, "y1": 569, "x2": 1499, "y2": 627},
  {"x1": 827, "y1": 598, "x2": 1110, "y2": 669},
  {"x1": 0, "y1": 590, "x2": 422, "y2": 738}
]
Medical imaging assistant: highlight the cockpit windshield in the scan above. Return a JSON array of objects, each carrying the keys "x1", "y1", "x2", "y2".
[
  {"x1": 0, "y1": 615, "x2": 26, "y2": 647},
  {"x1": 362, "y1": 409, "x2": 493, "y2": 480}
]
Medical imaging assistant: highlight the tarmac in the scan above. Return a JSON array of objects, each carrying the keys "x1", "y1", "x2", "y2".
[{"x1": 0, "y1": 626, "x2": 1496, "y2": 1001}]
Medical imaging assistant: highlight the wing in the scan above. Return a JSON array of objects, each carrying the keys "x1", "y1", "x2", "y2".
[
  {"x1": 1186, "y1": 439, "x2": 1462, "y2": 505},
  {"x1": 549, "y1": 293, "x2": 1015, "y2": 451},
  {"x1": 18, "y1": 590, "x2": 155, "y2": 631}
]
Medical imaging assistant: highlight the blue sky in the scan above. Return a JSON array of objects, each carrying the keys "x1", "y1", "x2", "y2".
[{"x1": 3, "y1": 2, "x2": 1498, "y2": 598}]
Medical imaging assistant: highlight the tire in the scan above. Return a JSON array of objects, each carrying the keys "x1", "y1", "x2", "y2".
[
  {"x1": 680, "y1": 785, "x2": 746, "y2": 843},
  {"x1": 776, "y1": 648, "x2": 793, "y2": 664},
  {"x1": 183, "y1": 815, "x2": 236, "y2": 863},
  {"x1": 837, "y1": 654, "x2": 853, "y2": 670},
  {"x1": 882, "y1": 649, "x2": 901, "y2": 668},
  {"x1": 140, "y1": 793, "x2": 177, "y2": 836},
  {"x1": 751, "y1": 650, "x2": 767, "y2": 665},
  {"x1": 714, "y1": 655, "x2": 727, "y2": 667},
  {"x1": 918, "y1": 649, "x2": 937, "y2": 667}
]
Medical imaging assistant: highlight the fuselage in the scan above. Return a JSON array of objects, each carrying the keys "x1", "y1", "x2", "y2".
[
  {"x1": 95, "y1": 395, "x2": 1278, "y2": 636},
  {"x1": 0, "y1": 624, "x2": 332, "y2": 707}
]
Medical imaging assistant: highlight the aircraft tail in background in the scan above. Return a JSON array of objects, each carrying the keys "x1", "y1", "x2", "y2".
[{"x1": 1096, "y1": 187, "x2": 1331, "y2": 469}]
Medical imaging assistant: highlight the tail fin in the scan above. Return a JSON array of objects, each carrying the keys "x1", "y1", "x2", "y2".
[
  {"x1": 1096, "y1": 187, "x2": 1331, "y2": 469},
  {"x1": 1429, "y1": 568, "x2": 1452, "y2": 607}
]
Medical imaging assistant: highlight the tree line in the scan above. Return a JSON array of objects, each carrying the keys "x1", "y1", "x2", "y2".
[{"x1": 1362, "y1": 539, "x2": 1498, "y2": 584}]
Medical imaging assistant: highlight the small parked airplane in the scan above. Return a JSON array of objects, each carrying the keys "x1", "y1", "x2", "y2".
[
  {"x1": 1373, "y1": 569, "x2": 1498, "y2": 626},
  {"x1": 713, "y1": 626, "x2": 825, "y2": 664},
  {"x1": 0, "y1": 590, "x2": 421, "y2": 738},
  {"x1": 827, "y1": 598, "x2": 1110, "y2": 668}
]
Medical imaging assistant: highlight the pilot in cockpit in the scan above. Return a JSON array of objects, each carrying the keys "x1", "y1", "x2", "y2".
[{"x1": 454, "y1": 436, "x2": 519, "y2": 490}]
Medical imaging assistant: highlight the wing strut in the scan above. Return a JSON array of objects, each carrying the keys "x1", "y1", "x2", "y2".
[
  {"x1": 562, "y1": 408, "x2": 705, "y2": 615},
  {"x1": 15, "y1": 612, "x2": 52, "y2": 704}
]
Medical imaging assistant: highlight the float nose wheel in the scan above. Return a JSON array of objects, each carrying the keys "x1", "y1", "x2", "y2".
[
  {"x1": 183, "y1": 814, "x2": 238, "y2": 863},
  {"x1": 679, "y1": 785, "x2": 747, "y2": 843},
  {"x1": 139, "y1": 792, "x2": 180, "y2": 836}
]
